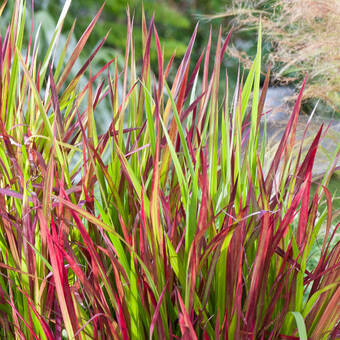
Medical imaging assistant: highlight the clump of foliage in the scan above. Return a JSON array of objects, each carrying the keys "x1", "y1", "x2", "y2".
[
  {"x1": 0, "y1": 1, "x2": 339, "y2": 339},
  {"x1": 212, "y1": 0, "x2": 340, "y2": 114}
]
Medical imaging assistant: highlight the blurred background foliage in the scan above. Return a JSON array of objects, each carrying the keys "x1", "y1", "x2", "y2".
[
  {"x1": 30, "y1": 0, "x2": 235, "y2": 67},
  {"x1": 1, "y1": 0, "x2": 338, "y2": 116}
]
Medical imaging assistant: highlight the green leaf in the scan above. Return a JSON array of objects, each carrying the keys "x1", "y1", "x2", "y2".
[{"x1": 291, "y1": 311, "x2": 308, "y2": 340}]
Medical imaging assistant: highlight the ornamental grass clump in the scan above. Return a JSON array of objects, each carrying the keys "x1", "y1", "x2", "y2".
[{"x1": 0, "y1": 1, "x2": 339, "y2": 339}]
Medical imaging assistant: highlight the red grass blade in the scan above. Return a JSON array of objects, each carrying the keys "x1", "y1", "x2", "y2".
[{"x1": 177, "y1": 290, "x2": 198, "y2": 340}]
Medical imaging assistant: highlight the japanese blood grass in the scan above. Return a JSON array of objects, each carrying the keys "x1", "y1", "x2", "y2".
[{"x1": 0, "y1": 1, "x2": 339, "y2": 339}]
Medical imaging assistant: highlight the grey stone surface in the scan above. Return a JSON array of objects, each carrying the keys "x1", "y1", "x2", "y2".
[
  {"x1": 261, "y1": 87, "x2": 340, "y2": 177},
  {"x1": 263, "y1": 87, "x2": 294, "y2": 123}
]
